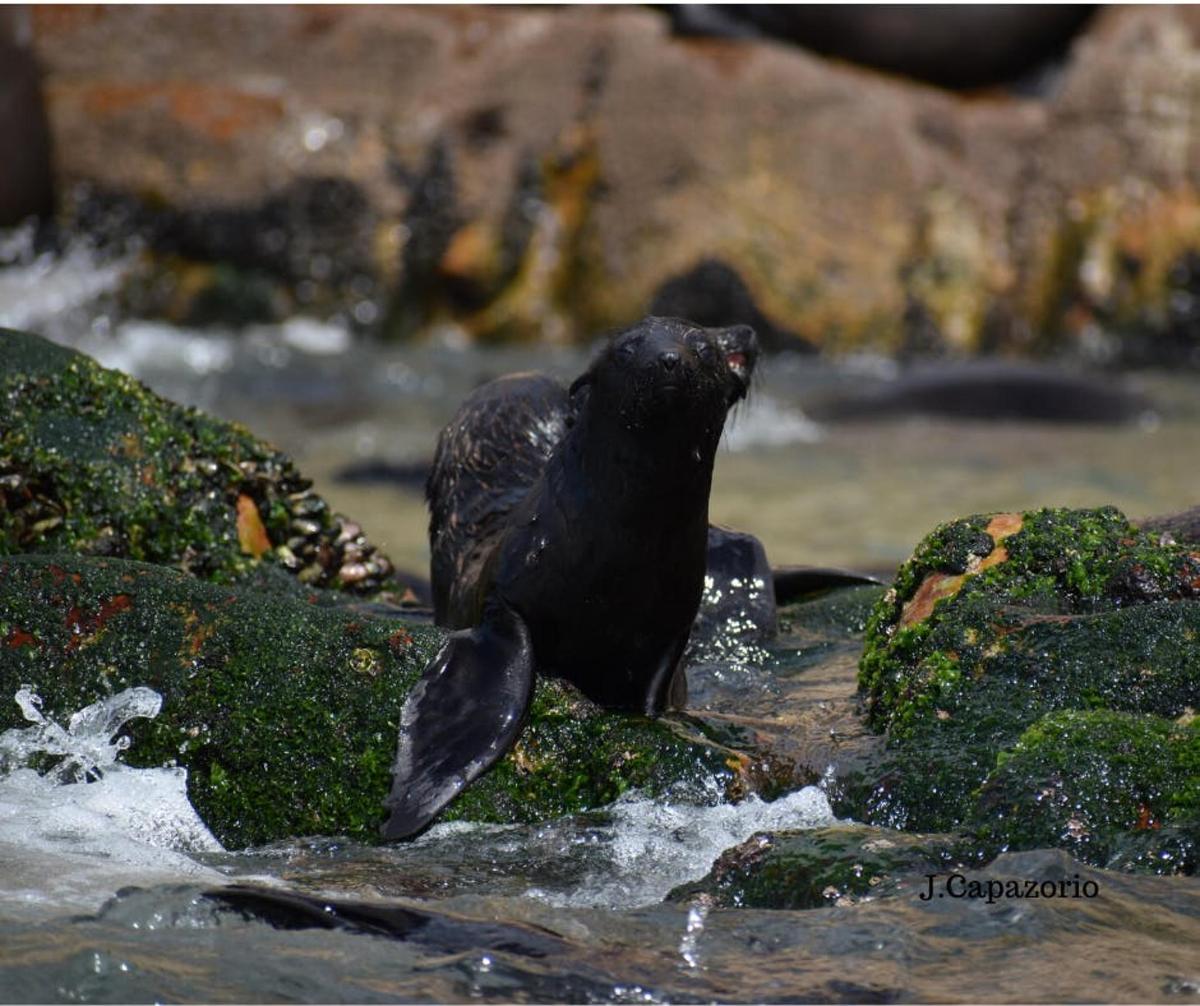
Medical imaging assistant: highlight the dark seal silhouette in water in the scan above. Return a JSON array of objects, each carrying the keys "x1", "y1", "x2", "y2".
[
  {"x1": 666, "y1": 6, "x2": 1095, "y2": 92},
  {"x1": 383, "y1": 317, "x2": 758, "y2": 840}
]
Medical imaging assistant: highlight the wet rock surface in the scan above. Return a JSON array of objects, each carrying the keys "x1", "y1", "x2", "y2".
[
  {"x1": 849, "y1": 505, "x2": 1200, "y2": 872},
  {"x1": 667, "y1": 824, "x2": 968, "y2": 910},
  {"x1": 20, "y1": 5, "x2": 1200, "y2": 360},
  {"x1": 0, "y1": 553, "x2": 436, "y2": 848}
]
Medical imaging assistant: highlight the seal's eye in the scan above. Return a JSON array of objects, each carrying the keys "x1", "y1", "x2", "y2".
[
  {"x1": 688, "y1": 336, "x2": 716, "y2": 364},
  {"x1": 616, "y1": 339, "x2": 639, "y2": 362}
]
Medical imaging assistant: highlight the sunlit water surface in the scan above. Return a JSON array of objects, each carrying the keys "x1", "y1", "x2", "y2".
[{"x1": 2, "y1": 231, "x2": 1200, "y2": 1003}]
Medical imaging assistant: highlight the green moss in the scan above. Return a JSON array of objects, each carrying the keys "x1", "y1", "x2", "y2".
[
  {"x1": 846, "y1": 507, "x2": 1200, "y2": 869},
  {"x1": 0, "y1": 327, "x2": 401, "y2": 596},
  {"x1": 975, "y1": 710, "x2": 1200, "y2": 868},
  {"x1": 0, "y1": 554, "x2": 436, "y2": 847},
  {"x1": 443, "y1": 679, "x2": 745, "y2": 824},
  {"x1": 666, "y1": 825, "x2": 968, "y2": 909},
  {"x1": 860, "y1": 507, "x2": 1200, "y2": 733},
  {"x1": 0, "y1": 554, "x2": 778, "y2": 846}
]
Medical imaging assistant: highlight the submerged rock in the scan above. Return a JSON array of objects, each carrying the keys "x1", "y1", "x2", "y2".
[
  {"x1": 850, "y1": 505, "x2": 1200, "y2": 872},
  {"x1": 667, "y1": 824, "x2": 968, "y2": 909}
]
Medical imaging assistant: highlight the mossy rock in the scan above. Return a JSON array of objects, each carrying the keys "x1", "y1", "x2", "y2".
[
  {"x1": 0, "y1": 327, "x2": 403, "y2": 597},
  {"x1": 667, "y1": 825, "x2": 967, "y2": 910},
  {"x1": 0, "y1": 554, "x2": 767, "y2": 847},
  {"x1": 443, "y1": 680, "x2": 758, "y2": 826},
  {"x1": 778, "y1": 583, "x2": 886, "y2": 639},
  {"x1": 0, "y1": 553, "x2": 434, "y2": 847},
  {"x1": 976, "y1": 709, "x2": 1200, "y2": 872},
  {"x1": 850, "y1": 506, "x2": 1200, "y2": 870}
]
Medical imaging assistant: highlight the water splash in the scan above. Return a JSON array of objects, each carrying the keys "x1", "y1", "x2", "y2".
[
  {"x1": 0, "y1": 687, "x2": 221, "y2": 876},
  {"x1": 0, "y1": 222, "x2": 131, "y2": 331},
  {"x1": 0, "y1": 686, "x2": 162, "y2": 782},
  {"x1": 517, "y1": 785, "x2": 836, "y2": 909}
]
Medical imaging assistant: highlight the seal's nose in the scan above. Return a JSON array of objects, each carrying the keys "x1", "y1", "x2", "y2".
[{"x1": 658, "y1": 350, "x2": 680, "y2": 372}]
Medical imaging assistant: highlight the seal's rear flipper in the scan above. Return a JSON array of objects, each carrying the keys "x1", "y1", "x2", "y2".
[
  {"x1": 772, "y1": 565, "x2": 886, "y2": 603},
  {"x1": 382, "y1": 603, "x2": 534, "y2": 841}
]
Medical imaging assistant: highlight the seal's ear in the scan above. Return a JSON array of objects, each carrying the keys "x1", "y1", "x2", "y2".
[
  {"x1": 566, "y1": 371, "x2": 593, "y2": 427},
  {"x1": 382, "y1": 602, "x2": 534, "y2": 841},
  {"x1": 568, "y1": 370, "x2": 593, "y2": 400}
]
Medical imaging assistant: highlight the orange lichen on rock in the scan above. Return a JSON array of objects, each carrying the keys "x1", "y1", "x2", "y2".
[
  {"x1": 67, "y1": 82, "x2": 284, "y2": 142},
  {"x1": 899, "y1": 571, "x2": 967, "y2": 629},
  {"x1": 899, "y1": 513, "x2": 1023, "y2": 628},
  {"x1": 985, "y1": 512, "x2": 1023, "y2": 542}
]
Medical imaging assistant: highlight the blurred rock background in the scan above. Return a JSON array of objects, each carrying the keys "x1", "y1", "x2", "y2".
[{"x1": 9, "y1": 4, "x2": 1200, "y2": 364}]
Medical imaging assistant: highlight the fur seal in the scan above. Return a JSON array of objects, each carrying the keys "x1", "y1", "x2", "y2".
[
  {"x1": 382, "y1": 317, "x2": 758, "y2": 840},
  {"x1": 666, "y1": 6, "x2": 1095, "y2": 92},
  {"x1": 805, "y1": 361, "x2": 1154, "y2": 425}
]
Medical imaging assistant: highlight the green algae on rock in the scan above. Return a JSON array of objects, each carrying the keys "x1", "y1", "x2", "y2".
[
  {"x1": 0, "y1": 554, "x2": 772, "y2": 846},
  {"x1": 667, "y1": 825, "x2": 968, "y2": 910},
  {"x1": 0, "y1": 553, "x2": 436, "y2": 847},
  {"x1": 439, "y1": 678, "x2": 769, "y2": 827},
  {"x1": 851, "y1": 506, "x2": 1200, "y2": 869},
  {"x1": 975, "y1": 709, "x2": 1200, "y2": 873},
  {"x1": 0, "y1": 327, "x2": 401, "y2": 597}
]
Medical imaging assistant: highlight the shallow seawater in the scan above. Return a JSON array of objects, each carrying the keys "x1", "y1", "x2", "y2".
[
  {"x1": 4, "y1": 635, "x2": 1200, "y2": 1004},
  {"x1": 4, "y1": 234, "x2": 1200, "y2": 1002}
]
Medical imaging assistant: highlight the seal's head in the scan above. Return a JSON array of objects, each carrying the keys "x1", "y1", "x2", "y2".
[{"x1": 570, "y1": 316, "x2": 758, "y2": 436}]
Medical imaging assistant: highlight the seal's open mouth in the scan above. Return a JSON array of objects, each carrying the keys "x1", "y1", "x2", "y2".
[
  {"x1": 714, "y1": 324, "x2": 757, "y2": 403},
  {"x1": 725, "y1": 351, "x2": 749, "y2": 384}
]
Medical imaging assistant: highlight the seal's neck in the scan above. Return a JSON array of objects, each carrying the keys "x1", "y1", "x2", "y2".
[{"x1": 561, "y1": 409, "x2": 720, "y2": 522}]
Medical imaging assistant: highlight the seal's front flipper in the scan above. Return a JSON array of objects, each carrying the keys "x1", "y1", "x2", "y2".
[{"x1": 382, "y1": 604, "x2": 534, "y2": 841}]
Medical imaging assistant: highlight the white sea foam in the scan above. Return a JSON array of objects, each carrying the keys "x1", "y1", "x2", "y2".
[
  {"x1": 0, "y1": 687, "x2": 223, "y2": 921},
  {"x1": 516, "y1": 785, "x2": 836, "y2": 910},
  {"x1": 723, "y1": 393, "x2": 824, "y2": 450},
  {"x1": 0, "y1": 224, "x2": 131, "y2": 331},
  {"x1": 79, "y1": 319, "x2": 236, "y2": 378}
]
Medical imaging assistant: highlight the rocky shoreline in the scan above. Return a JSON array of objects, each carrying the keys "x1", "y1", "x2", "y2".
[
  {"x1": 11, "y1": 5, "x2": 1200, "y2": 363},
  {"x1": 2, "y1": 328, "x2": 1196, "y2": 890}
]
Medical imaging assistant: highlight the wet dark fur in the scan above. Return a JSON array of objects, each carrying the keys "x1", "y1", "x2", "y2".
[
  {"x1": 426, "y1": 316, "x2": 756, "y2": 712},
  {"x1": 427, "y1": 372, "x2": 571, "y2": 626}
]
